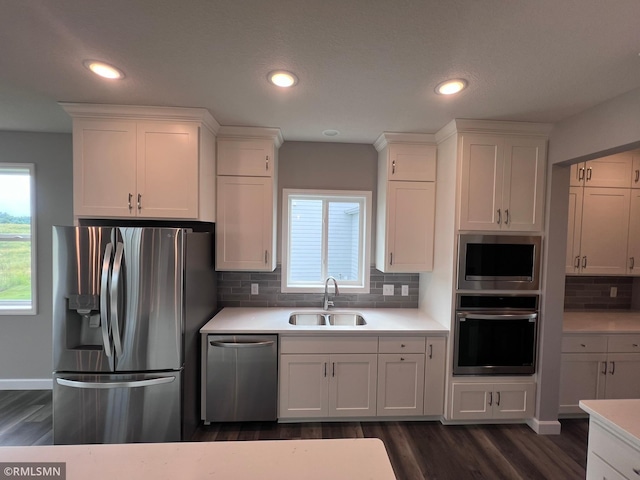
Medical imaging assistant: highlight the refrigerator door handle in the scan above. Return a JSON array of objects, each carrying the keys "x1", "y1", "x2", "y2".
[
  {"x1": 56, "y1": 376, "x2": 176, "y2": 389},
  {"x1": 110, "y1": 242, "x2": 124, "y2": 358},
  {"x1": 100, "y1": 243, "x2": 114, "y2": 357}
]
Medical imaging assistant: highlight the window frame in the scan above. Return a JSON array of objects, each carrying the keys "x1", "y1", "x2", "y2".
[
  {"x1": 0, "y1": 163, "x2": 37, "y2": 315},
  {"x1": 281, "y1": 188, "x2": 372, "y2": 294}
]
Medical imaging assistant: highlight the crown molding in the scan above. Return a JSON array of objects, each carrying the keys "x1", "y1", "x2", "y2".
[
  {"x1": 373, "y1": 132, "x2": 436, "y2": 152},
  {"x1": 217, "y1": 126, "x2": 284, "y2": 148},
  {"x1": 59, "y1": 102, "x2": 220, "y2": 134},
  {"x1": 435, "y1": 119, "x2": 553, "y2": 144}
]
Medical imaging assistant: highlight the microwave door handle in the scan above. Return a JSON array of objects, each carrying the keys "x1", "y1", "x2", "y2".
[{"x1": 100, "y1": 243, "x2": 114, "y2": 358}]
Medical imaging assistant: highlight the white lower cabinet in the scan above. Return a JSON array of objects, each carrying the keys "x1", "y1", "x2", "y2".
[
  {"x1": 559, "y1": 334, "x2": 640, "y2": 414},
  {"x1": 279, "y1": 334, "x2": 447, "y2": 420},
  {"x1": 377, "y1": 353, "x2": 425, "y2": 416},
  {"x1": 450, "y1": 382, "x2": 535, "y2": 420},
  {"x1": 586, "y1": 422, "x2": 640, "y2": 480},
  {"x1": 279, "y1": 353, "x2": 377, "y2": 418}
]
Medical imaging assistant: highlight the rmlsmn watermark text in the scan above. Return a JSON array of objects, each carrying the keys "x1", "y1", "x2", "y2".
[{"x1": 0, "y1": 463, "x2": 65, "y2": 480}]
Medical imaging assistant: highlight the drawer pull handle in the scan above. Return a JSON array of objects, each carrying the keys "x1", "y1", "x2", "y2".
[
  {"x1": 400, "y1": 357, "x2": 405, "y2": 361},
  {"x1": 401, "y1": 344, "x2": 406, "y2": 348},
  {"x1": 633, "y1": 343, "x2": 639, "y2": 348},
  {"x1": 429, "y1": 344, "x2": 433, "y2": 359},
  {"x1": 580, "y1": 343, "x2": 586, "y2": 347},
  {"x1": 633, "y1": 467, "x2": 640, "y2": 475},
  {"x1": 496, "y1": 391, "x2": 501, "y2": 406},
  {"x1": 488, "y1": 391, "x2": 493, "y2": 406}
]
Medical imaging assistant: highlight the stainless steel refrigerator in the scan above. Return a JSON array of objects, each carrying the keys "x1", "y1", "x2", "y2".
[{"x1": 52, "y1": 226, "x2": 216, "y2": 445}]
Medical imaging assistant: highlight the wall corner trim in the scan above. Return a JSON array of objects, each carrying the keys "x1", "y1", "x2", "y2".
[{"x1": 526, "y1": 418, "x2": 562, "y2": 435}]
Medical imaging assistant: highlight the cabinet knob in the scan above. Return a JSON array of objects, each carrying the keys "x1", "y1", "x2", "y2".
[
  {"x1": 400, "y1": 357, "x2": 405, "y2": 361},
  {"x1": 400, "y1": 344, "x2": 406, "y2": 348},
  {"x1": 580, "y1": 343, "x2": 586, "y2": 347}
]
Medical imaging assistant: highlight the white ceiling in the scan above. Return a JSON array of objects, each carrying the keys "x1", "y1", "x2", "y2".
[{"x1": 1, "y1": 0, "x2": 640, "y2": 143}]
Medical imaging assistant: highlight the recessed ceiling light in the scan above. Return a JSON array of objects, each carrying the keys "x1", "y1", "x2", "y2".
[
  {"x1": 267, "y1": 70, "x2": 298, "y2": 88},
  {"x1": 435, "y1": 78, "x2": 468, "y2": 95},
  {"x1": 322, "y1": 129, "x2": 340, "y2": 137},
  {"x1": 83, "y1": 60, "x2": 125, "y2": 79}
]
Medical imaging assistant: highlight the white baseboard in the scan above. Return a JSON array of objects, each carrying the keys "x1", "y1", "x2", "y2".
[
  {"x1": 527, "y1": 417, "x2": 562, "y2": 435},
  {"x1": 0, "y1": 378, "x2": 53, "y2": 390}
]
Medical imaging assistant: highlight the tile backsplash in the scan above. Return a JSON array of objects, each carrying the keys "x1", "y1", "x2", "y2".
[
  {"x1": 564, "y1": 276, "x2": 633, "y2": 310},
  {"x1": 216, "y1": 266, "x2": 419, "y2": 309}
]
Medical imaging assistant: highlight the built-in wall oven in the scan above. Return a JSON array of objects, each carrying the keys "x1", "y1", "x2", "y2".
[{"x1": 454, "y1": 294, "x2": 538, "y2": 375}]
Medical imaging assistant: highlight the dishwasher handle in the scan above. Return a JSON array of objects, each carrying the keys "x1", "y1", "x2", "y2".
[{"x1": 210, "y1": 340, "x2": 275, "y2": 348}]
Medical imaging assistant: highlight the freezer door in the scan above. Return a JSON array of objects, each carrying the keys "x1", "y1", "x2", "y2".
[
  {"x1": 53, "y1": 226, "x2": 116, "y2": 373},
  {"x1": 53, "y1": 371, "x2": 181, "y2": 444},
  {"x1": 114, "y1": 228, "x2": 184, "y2": 372}
]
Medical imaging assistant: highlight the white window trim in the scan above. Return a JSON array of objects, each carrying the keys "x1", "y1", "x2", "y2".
[
  {"x1": 281, "y1": 188, "x2": 372, "y2": 294},
  {"x1": 0, "y1": 163, "x2": 37, "y2": 315}
]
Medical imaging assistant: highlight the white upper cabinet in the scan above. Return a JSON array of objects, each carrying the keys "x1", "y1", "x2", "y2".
[
  {"x1": 62, "y1": 104, "x2": 218, "y2": 221},
  {"x1": 215, "y1": 127, "x2": 282, "y2": 272},
  {"x1": 571, "y1": 153, "x2": 634, "y2": 188},
  {"x1": 374, "y1": 133, "x2": 437, "y2": 273},
  {"x1": 459, "y1": 133, "x2": 546, "y2": 232},
  {"x1": 217, "y1": 137, "x2": 275, "y2": 177}
]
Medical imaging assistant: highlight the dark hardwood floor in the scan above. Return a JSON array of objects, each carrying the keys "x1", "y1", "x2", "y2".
[{"x1": 0, "y1": 390, "x2": 588, "y2": 479}]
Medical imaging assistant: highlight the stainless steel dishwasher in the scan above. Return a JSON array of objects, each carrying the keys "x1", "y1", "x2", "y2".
[{"x1": 205, "y1": 334, "x2": 278, "y2": 422}]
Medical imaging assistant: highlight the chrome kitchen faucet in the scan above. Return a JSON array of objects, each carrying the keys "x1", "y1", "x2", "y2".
[{"x1": 323, "y1": 276, "x2": 340, "y2": 310}]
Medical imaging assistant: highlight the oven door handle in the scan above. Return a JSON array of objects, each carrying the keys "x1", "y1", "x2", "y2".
[{"x1": 459, "y1": 313, "x2": 537, "y2": 321}]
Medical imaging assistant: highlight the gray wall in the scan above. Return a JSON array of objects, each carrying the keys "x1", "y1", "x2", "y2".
[
  {"x1": 277, "y1": 141, "x2": 378, "y2": 262},
  {"x1": 0, "y1": 132, "x2": 73, "y2": 382}
]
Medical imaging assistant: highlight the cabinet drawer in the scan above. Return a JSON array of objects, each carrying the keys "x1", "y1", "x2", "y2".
[
  {"x1": 607, "y1": 335, "x2": 640, "y2": 353},
  {"x1": 280, "y1": 336, "x2": 378, "y2": 354},
  {"x1": 562, "y1": 335, "x2": 607, "y2": 353},
  {"x1": 589, "y1": 422, "x2": 640, "y2": 480},
  {"x1": 378, "y1": 336, "x2": 426, "y2": 354}
]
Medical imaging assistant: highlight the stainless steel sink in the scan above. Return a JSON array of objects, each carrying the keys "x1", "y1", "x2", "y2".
[
  {"x1": 288, "y1": 313, "x2": 327, "y2": 325},
  {"x1": 327, "y1": 313, "x2": 367, "y2": 326},
  {"x1": 288, "y1": 311, "x2": 367, "y2": 326}
]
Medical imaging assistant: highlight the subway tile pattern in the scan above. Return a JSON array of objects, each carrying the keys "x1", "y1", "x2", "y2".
[
  {"x1": 564, "y1": 276, "x2": 633, "y2": 310},
  {"x1": 216, "y1": 266, "x2": 419, "y2": 309}
]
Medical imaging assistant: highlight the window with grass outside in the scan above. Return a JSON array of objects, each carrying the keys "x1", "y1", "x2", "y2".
[
  {"x1": 282, "y1": 189, "x2": 371, "y2": 293},
  {"x1": 0, "y1": 164, "x2": 36, "y2": 314}
]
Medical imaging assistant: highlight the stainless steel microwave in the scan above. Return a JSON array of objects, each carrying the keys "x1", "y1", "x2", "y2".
[{"x1": 457, "y1": 234, "x2": 542, "y2": 291}]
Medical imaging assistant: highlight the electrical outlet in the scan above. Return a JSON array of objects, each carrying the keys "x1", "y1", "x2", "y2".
[
  {"x1": 401, "y1": 285, "x2": 409, "y2": 296},
  {"x1": 251, "y1": 283, "x2": 259, "y2": 295},
  {"x1": 610, "y1": 286, "x2": 617, "y2": 298},
  {"x1": 383, "y1": 284, "x2": 394, "y2": 296}
]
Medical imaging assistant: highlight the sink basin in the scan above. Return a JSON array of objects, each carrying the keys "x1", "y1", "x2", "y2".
[
  {"x1": 327, "y1": 313, "x2": 367, "y2": 326},
  {"x1": 288, "y1": 313, "x2": 327, "y2": 325}
]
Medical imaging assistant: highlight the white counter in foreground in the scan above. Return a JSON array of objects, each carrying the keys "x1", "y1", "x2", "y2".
[
  {"x1": 0, "y1": 438, "x2": 397, "y2": 480},
  {"x1": 579, "y1": 400, "x2": 640, "y2": 480}
]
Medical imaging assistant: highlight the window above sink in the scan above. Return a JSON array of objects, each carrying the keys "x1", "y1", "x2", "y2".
[{"x1": 281, "y1": 189, "x2": 372, "y2": 294}]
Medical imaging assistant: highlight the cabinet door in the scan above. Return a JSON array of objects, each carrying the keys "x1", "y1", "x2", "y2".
[
  {"x1": 492, "y1": 383, "x2": 535, "y2": 419},
  {"x1": 329, "y1": 354, "x2": 377, "y2": 417},
  {"x1": 377, "y1": 354, "x2": 425, "y2": 416},
  {"x1": 216, "y1": 176, "x2": 276, "y2": 271},
  {"x1": 279, "y1": 355, "x2": 329, "y2": 418},
  {"x1": 450, "y1": 383, "x2": 493, "y2": 420},
  {"x1": 570, "y1": 162, "x2": 586, "y2": 187},
  {"x1": 584, "y1": 153, "x2": 633, "y2": 188},
  {"x1": 604, "y1": 354, "x2": 640, "y2": 399},
  {"x1": 579, "y1": 188, "x2": 630, "y2": 275},
  {"x1": 628, "y1": 190, "x2": 640, "y2": 274},
  {"x1": 383, "y1": 181, "x2": 435, "y2": 272},
  {"x1": 502, "y1": 136, "x2": 546, "y2": 231},
  {"x1": 136, "y1": 122, "x2": 199, "y2": 219},
  {"x1": 387, "y1": 144, "x2": 436, "y2": 182},
  {"x1": 424, "y1": 337, "x2": 446, "y2": 416},
  {"x1": 459, "y1": 134, "x2": 503, "y2": 231},
  {"x1": 559, "y1": 354, "x2": 607, "y2": 414},
  {"x1": 633, "y1": 153, "x2": 640, "y2": 189},
  {"x1": 217, "y1": 138, "x2": 274, "y2": 177},
  {"x1": 73, "y1": 119, "x2": 137, "y2": 217},
  {"x1": 566, "y1": 186, "x2": 584, "y2": 274}
]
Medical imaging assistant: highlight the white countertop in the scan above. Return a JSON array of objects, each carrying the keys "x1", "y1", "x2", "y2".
[
  {"x1": 563, "y1": 310, "x2": 640, "y2": 334},
  {"x1": 0, "y1": 438, "x2": 397, "y2": 480},
  {"x1": 200, "y1": 307, "x2": 449, "y2": 335},
  {"x1": 580, "y1": 399, "x2": 640, "y2": 447}
]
